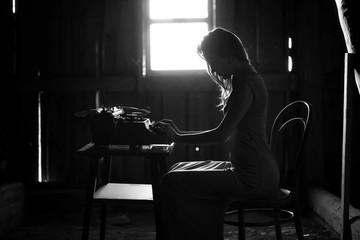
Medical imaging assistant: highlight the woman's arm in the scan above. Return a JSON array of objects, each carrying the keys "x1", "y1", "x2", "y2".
[
  {"x1": 158, "y1": 119, "x2": 202, "y2": 134},
  {"x1": 158, "y1": 81, "x2": 253, "y2": 144}
]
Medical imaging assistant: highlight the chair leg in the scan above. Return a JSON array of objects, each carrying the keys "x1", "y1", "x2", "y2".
[
  {"x1": 100, "y1": 202, "x2": 107, "y2": 240},
  {"x1": 82, "y1": 157, "x2": 98, "y2": 240},
  {"x1": 293, "y1": 212, "x2": 304, "y2": 240},
  {"x1": 293, "y1": 196, "x2": 304, "y2": 240},
  {"x1": 273, "y1": 208, "x2": 283, "y2": 240},
  {"x1": 82, "y1": 199, "x2": 92, "y2": 240},
  {"x1": 238, "y1": 207, "x2": 246, "y2": 240}
]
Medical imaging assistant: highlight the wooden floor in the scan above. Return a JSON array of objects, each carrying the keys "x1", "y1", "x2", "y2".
[{"x1": 1, "y1": 185, "x2": 340, "y2": 240}]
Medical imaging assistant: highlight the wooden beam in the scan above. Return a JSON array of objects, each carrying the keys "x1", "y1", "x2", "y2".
[
  {"x1": 308, "y1": 187, "x2": 360, "y2": 239},
  {"x1": 341, "y1": 53, "x2": 354, "y2": 240},
  {"x1": 335, "y1": 0, "x2": 360, "y2": 93}
]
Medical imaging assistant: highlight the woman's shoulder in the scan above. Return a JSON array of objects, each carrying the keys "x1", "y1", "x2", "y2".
[
  {"x1": 233, "y1": 72, "x2": 267, "y2": 103},
  {"x1": 233, "y1": 72, "x2": 263, "y2": 89},
  {"x1": 242, "y1": 72, "x2": 263, "y2": 82}
]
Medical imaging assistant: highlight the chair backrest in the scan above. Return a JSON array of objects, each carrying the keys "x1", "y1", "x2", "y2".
[{"x1": 269, "y1": 100, "x2": 313, "y2": 198}]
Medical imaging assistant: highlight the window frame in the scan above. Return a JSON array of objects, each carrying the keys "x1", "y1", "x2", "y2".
[{"x1": 142, "y1": 0, "x2": 216, "y2": 77}]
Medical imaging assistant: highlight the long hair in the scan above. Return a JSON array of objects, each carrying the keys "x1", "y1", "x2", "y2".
[{"x1": 197, "y1": 28, "x2": 252, "y2": 110}]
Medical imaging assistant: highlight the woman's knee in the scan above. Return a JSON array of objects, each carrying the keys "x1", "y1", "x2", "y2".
[
  {"x1": 161, "y1": 171, "x2": 178, "y2": 189},
  {"x1": 160, "y1": 172, "x2": 180, "y2": 201},
  {"x1": 168, "y1": 161, "x2": 183, "y2": 171}
]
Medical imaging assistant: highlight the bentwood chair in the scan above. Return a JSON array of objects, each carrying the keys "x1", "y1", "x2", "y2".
[{"x1": 224, "y1": 100, "x2": 313, "y2": 240}]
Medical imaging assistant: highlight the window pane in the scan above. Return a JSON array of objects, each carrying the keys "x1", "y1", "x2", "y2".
[
  {"x1": 150, "y1": 23, "x2": 208, "y2": 71},
  {"x1": 150, "y1": 0, "x2": 208, "y2": 19}
]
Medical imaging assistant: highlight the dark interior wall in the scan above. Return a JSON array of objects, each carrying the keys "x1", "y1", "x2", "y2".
[
  {"x1": 1, "y1": 0, "x2": 305, "y2": 184},
  {"x1": 2, "y1": 0, "x2": 356, "y2": 204},
  {"x1": 296, "y1": 0, "x2": 360, "y2": 207},
  {"x1": 295, "y1": 0, "x2": 347, "y2": 194},
  {"x1": 0, "y1": 0, "x2": 15, "y2": 184}
]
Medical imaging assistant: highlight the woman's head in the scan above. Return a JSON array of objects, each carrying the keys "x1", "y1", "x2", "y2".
[
  {"x1": 198, "y1": 27, "x2": 250, "y2": 65},
  {"x1": 197, "y1": 28, "x2": 252, "y2": 109}
]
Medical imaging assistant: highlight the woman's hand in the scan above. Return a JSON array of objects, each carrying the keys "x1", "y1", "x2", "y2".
[
  {"x1": 158, "y1": 119, "x2": 181, "y2": 134},
  {"x1": 153, "y1": 121, "x2": 178, "y2": 142}
]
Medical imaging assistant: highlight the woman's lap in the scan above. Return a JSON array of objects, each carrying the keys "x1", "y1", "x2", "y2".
[
  {"x1": 163, "y1": 160, "x2": 245, "y2": 199},
  {"x1": 161, "y1": 160, "x2": 235, "y2": 240}
]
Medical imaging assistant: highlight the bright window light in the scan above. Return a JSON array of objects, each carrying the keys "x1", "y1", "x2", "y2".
[
  {"x1": 150, "y1": 0, "x2": 208, "y2": 19},
  {"x1": 288, "y1": 37, "x2": 292, "y2": 49},
  {"x1": 37, "y1": 91, "x2": 42, "y2": 182},
  {"x1": 287, "y1": 37, "x2": 293, "y2": 72},
  {"x1": 145, "y1": 0, "x2": 213, "y2": 74},
  {"x1": 288, "y1": 56, "x2": 293, "y2": 72},
  {"x1": 150, "y1": 23, "x2": 208, "y2": 71},
  {"x1": 12, "y1": 0, "x2": 16, "y2": 13}
]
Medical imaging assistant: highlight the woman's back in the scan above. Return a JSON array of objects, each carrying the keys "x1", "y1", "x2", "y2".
[{"x1": 226, "y1": 73, "x2": 279, "y2": 197}]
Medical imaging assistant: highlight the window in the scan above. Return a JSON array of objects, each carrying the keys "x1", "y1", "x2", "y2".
[
  {"x1": 287, "y1": 37, "x2": 293, "y2": 72},
  {"x1": 143, "y1": 0, "x2": 215, "y2": 76}
]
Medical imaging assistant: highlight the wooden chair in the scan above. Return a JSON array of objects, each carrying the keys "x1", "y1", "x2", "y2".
[{"x1": 224, "y1": 100, "x2": 313, "y2": 240}]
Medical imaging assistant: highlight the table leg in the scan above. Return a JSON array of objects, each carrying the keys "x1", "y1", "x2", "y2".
[
  {"x1": 149, "y1": 156, "x2": 167, "y2": 240},
  {"x1": 82, "y1": 156, "x2": 98, "y2": 240},
  {"x1": 100, "y1": 202, "x2": 107, "y2": 240}
]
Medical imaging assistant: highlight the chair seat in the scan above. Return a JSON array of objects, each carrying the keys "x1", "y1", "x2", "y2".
[
  {"x1": 224, "y1": 188, "x2": 293, "y2": 227},
  {"x1": 224, "y1": 208, "x2": 294, "y2": 227},
  {"x1": 228, "y1": 188, "x2": 290, "y2": 207},
  {"x1": 277, "y1": 188, "x2": 290, "y2": 200}
]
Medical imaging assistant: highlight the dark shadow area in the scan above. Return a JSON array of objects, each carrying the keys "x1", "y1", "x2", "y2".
[{"x1": 1, "y1": 185, "x2": 339, "y2": 240}]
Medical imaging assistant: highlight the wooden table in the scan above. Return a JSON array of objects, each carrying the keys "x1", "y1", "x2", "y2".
[{"x1": 78, "y1": 142, "x2": 174, "y2": 240}]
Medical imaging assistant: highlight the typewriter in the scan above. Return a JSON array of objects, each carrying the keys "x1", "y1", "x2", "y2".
[{"x1": 79, "y1": 105, "x2": 171, "y2": 146}]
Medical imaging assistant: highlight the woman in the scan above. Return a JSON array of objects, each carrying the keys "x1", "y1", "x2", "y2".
[{"x1": 155, "y1": 27, "x2": 280, "y2": 240}]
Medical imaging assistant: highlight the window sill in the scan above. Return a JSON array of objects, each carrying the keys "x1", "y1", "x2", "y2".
[{"x1": 141, "y1": 73, "x2": 217, "y2": 92}]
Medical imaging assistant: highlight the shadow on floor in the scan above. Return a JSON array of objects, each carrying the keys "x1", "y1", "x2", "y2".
[{"x1": 1, "y1": 187, "x2": 340, "y2": 240}]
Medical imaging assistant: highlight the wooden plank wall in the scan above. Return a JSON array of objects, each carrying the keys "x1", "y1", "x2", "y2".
[{"x1": 11, "y1": 0, "x2": 296, "y2": 185}]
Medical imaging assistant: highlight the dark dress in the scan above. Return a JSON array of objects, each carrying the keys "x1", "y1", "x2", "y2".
[{"x1": 160, "y1": 73, "x2": 280, "y2": 240}]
